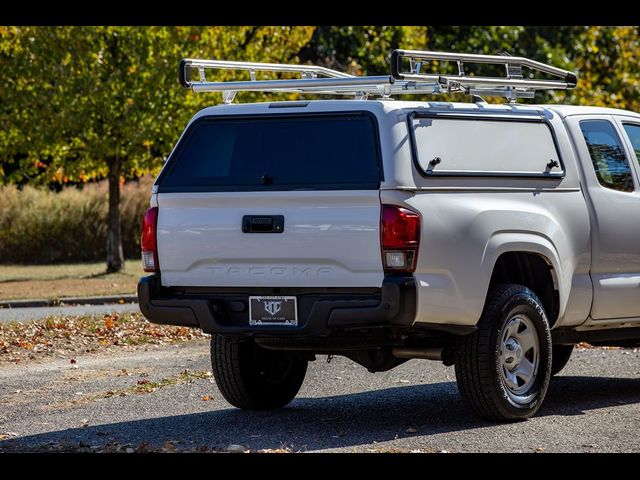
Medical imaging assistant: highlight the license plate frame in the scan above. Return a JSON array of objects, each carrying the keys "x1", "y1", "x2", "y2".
[{"x1": 249, "y1": 296, "x2": 298, "y2": 326}]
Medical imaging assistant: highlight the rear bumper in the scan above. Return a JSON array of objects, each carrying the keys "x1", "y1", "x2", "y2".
[{"x1": 137, "y1": 274, "x2": 416, "y2": 336}]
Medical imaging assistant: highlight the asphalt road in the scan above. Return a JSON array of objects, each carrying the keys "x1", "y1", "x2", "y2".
[
  {"x1": 0, "y1": 302, "x2": 140, "y2": 323},
  {"x1": 1, "y1": 341, "x2": 639, "y2": 452}
]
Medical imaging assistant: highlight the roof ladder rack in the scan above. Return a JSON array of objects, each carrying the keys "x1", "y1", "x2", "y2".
[
  {"x1": 390, "y1": 49, "x2": 578, "y2": 102},
  {"x1": 178, "y1": 58, "x2": 395, "y2": 102},
  {"x1": 178, "y1": 49, "x2": 577, "y2": 103}
]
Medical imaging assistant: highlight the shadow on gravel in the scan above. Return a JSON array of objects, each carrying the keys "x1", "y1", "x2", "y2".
[
  {"x1": 542, "y1": 375, "x2": 640, "y2": 416},
  {"x1": 2, "y1": 375, "x2": 639, "y2": 451}
]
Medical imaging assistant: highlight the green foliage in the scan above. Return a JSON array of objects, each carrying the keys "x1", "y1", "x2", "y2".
[
  {"x1": 2, "y1": 25, "x2": 639, "y2": 184},
  {"x1": 300, "y1": 26, "x2": 427, "y2": 75},
  {"x1": 302, "y1": 26, "x2": 640, "y2": 109},
  {"x1": 2, "y1": 25, "x2": 640, "y2": 184},
  {"x1": 0, "y1": 26, "x2": 314, "y2": 270},
  {"x1": 0, "y1": 26, "x2": 315, "y2": 183},
  {"x1": 0, "y1": 178, "x2": 152, "y2": 263},
  {"x1": 562, "y1": 27, "x2": 640, "y2": 112},
  {"x1": 432, "y1": 26, "x2": 640, "y2": 109}
]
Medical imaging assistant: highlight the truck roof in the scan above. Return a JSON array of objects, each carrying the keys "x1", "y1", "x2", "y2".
[
  {"x1": 192, "y1": 99, "x2": 640, "y2": 122},
  {"x1": 542, "y1": 104, "x2": 640, "y2": 118},
  {"x1": 193, "y1": 99, "x2": 543, "y2": 119}
]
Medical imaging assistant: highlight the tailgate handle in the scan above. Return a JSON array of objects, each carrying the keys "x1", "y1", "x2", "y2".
[{"x1": 242, "y1": 215, "x2": 285, "y2": 233}]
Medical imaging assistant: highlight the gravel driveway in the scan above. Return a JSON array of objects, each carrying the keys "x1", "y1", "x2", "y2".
[{"x1": 1, "y1": 341, "x2": 639, "y2": 452}]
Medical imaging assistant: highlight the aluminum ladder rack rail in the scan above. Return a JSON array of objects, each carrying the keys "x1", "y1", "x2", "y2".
[
  {"x1": 390, "y1": 49, "x2": 578, "y2": 101},
  {"x1": 178, "y1": 50, "x2": 578, "y2": 102},
  {"x1": 178, "y1": 58, "x2": 445, "y2": 102}
]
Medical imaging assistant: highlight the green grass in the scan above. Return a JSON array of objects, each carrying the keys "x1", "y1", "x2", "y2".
[
  {"x1": 0, "y1": 261, "x2": 144, "y2": 283},
  {"x1": 0, "y1": 261, "x2": 145, "y2": 300}
]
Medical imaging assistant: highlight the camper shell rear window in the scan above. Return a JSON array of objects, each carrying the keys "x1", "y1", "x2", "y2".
[{"x1": 157, "y1": 112, "x2": 382, "y2": 192}]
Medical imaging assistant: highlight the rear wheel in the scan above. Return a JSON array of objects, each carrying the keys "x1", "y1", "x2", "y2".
[
  {"x1": 551, "y1": 344, "x2": 574, "y2": 376},
  {"x1": 210, "y1": 335, "x2": 308, "y2": 410},
  {"x1": 454, "y1": 284, "x2": 552, "y2": 421}
]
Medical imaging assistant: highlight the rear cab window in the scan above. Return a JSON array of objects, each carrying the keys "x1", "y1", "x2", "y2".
[{"x1": 157, "y1": 112, "x2": 382, "y2": 192}]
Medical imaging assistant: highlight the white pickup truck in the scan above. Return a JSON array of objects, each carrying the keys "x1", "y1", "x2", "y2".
[{"x1": 138, "y1": 50, "x2": 640, "y2": 421}]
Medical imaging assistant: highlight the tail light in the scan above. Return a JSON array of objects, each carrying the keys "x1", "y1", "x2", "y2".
[
  {"x1": 141, "y1": 207, "x2": 159, "y2": 272},
  {"x1": 380, "y1": 204, "x2": 421, "y2": 274}
]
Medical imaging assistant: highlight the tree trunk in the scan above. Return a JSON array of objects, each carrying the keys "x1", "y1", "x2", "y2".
[{"x1": 106, "y1": 159, "x2": 124, "y2": 273}]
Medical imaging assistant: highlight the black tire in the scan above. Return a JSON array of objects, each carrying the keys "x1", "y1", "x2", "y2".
[
  {"x1": 210, "y1": 335, "x2": 308, "y2": 410},
  {"x1": 454, "y1": 284, "x2": 552, "y2": 421},
  {"x1": 551, "y1": 344, "x2": 574, "y2": 376}
]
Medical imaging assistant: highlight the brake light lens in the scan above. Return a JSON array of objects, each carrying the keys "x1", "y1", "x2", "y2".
[
  {"x1": 141, "y1": 207, "x2": 159, "y2": 272},
  {"x1": 381, "y1": 204, "x2": 421, "y2": 273}
]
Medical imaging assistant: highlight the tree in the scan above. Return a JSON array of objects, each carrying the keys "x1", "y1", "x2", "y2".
[
  {"x1": 0, "y1": 26, "x2": 314, "y2": 272},
  {"x1": 300, "y1": 26, "x2": 427, "y2": 75},
  {"x1": 422, "y1": 26, "x2": 640, "y2": 109},
  {"x1": 302, "y1": 26, "x2": 640, "y2": 111},
  {"x1": 562, "y1": 26, "x2": 640, "y2": 112}
]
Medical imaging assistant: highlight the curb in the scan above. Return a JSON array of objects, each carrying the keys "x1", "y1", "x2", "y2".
[{"x1": 0, "y1": 294, "x2": 138, "y2": 309}]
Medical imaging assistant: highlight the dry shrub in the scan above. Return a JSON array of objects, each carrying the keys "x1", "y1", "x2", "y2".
[{"x1": 0, "y1": 176, "x2": 153, "y2": 263}]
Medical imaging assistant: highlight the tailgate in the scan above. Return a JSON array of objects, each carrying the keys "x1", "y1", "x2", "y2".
[{"x1": 157, "y1": 191, "x2": 382, "y2": 287}]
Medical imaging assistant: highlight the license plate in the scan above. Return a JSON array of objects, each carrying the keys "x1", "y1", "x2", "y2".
[{"x1": 249, "y1": 296, "x2": 298, "y2": 326}]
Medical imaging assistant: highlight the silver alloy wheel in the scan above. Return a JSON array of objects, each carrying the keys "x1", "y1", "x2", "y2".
[{"x1": 498, "y1": 314, "x2": 540, "y2": 404}]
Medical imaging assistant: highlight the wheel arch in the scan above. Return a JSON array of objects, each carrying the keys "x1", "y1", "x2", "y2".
[{"x1": 482, "y1": 233, "x2": 567, "y2": 327}]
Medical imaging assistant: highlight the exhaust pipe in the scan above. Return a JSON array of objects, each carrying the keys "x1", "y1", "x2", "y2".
[{"x1": 391, "y1": 347, "x2": 443, "y2": 361}]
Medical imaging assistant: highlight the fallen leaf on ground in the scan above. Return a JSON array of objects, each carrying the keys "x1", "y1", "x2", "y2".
[
  {"x1": 104, "y1": 315, "x2": 116, "y2": 330},
  {"x1": 0, "y1": 313, "x2": 209, "y2": 364},
  {"x1": 18, "y1": 339, "x2": 34, "y2": 350},
  {"x1": 201, "y1": 395, "x2": 214, "y2": 401},
  {"x1": 257, "y1": 448, "x2": 291, "y2": 453}
]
